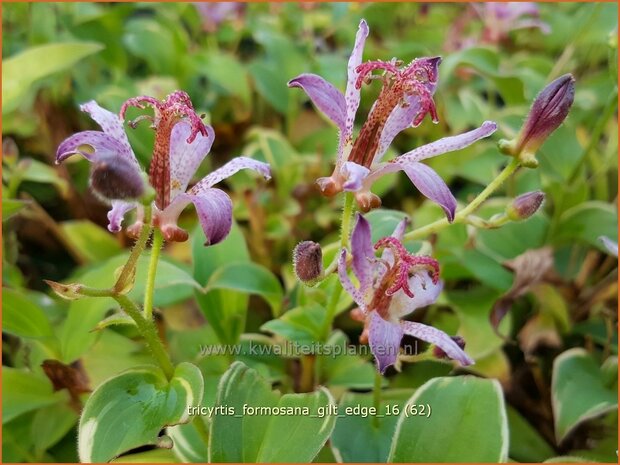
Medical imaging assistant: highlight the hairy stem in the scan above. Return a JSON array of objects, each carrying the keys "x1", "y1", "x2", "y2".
[
  {"x1": 321, "y1": 192, "x2": 355, "y2": 340},
  {"x1": 144, "y1": 228, "x2": 164, "y2": 319},
  {"x1": 114, "y1": 206, "x2": 153, "y2": 293},
  {"x1": 114, "y1": 293, "x2": 175, "y2": 379}
]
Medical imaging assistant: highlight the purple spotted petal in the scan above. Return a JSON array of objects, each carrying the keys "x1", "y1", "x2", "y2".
[
  {"x1": 341, "y1": 161, "x2": 370, "y2": 192},
  {"x1": 350, "y1": 213, "x2": 374, "y2": 293},
  {"x1": 191, "y1": 156, "x2": 271, "y2": 192},
  {"x1": 388, "y1": 273, "x2": 443, "y2": 319},
  {"x1": 164, "y1": 188, "x2": 233, "y2": 246},
  {"x1": 81, "y1": 101, "x2": 133, "y2": 155},
  {"x1": 403, "y1": 162, "x2": 457, "y2": 222},
  {"x1": 599, "y1": 236, "x2": 618, "y2": 257},
  {"x1": 401, "y1": 320, "x2": 474, "y2": 366},
  {"x1": 343, "y1": 19, "x2": 370, "y2": 141},
  {"x1": 369, "y1": 311, "x2": 403, "y2": 373},
  {"x1": 107, "y1": 200, "x2": 138, "y2": 233},
  {"x1": 337, "y1": 249, "x2": 366, "y2": 309},
  {"x1": 169, "y1": 121, "x2": 215, "y2": 201},
  {"x1": 288, "y1": 73, "x2": 347, "y2": 131},
  {"x1": 56, "y1": 131, "x2": 136, "y2": 165},
  {"x1": 397, "y1": 121, "x2": 498, "y2": 164}
]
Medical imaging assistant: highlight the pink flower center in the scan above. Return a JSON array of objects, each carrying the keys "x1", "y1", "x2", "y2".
[
  {"x1": 370, "y1": 236, "x2": 439, "y2": 318},
  {"x1": 347, "y1": 58, "x2": 439, "y2": 169},
  {"x1": 120, "y1": 91, "x2": 207, "y2": 210}
]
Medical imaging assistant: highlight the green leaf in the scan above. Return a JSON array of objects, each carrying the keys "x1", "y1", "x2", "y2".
[
  {"x1": 458, "y1": 249, "x2": 514, "y2": 292},
  {"x1": 553, "y1": 202, "x2": 618, "y2": 250},
  {"x1": 78, "y1": 363, "x2": 203, "y2": 463},
  {"x1": 60, "y1": 221, "x2": 122, "y2": 263},
  {"x1": 192, "y1": 221, "x2": 250, "y2": 345},
  {"x1": 167, "y1": 421, "x2": 208, "y2": 463},
  {"x1": 19, "y1": 159, "x2": 69, "y2": 196},
  {"x1": 2, "y1": 367, "x2": 66, "y2": 424},
  {"x1": 31, "y1": 403, "x2": 78, "y2": 456},
  {"x1": 331, "y1": 391, "x2": 412, "y2": 462},
  {"x1": 2, "y1": 42, "x2": 103, "y2": 113},
  {"x1": 552, "y1": 348, "x2": 618, "y2": 443},
  {"x1": 260, "y1": 304, "x2": 325, "y2": 347},
  {"x1": 206, "y1": 262, "x2": 283, "y2": 316},
  {"x1": 388, "y1": 376, "x2": 509, "y2": 462},
  {"x1": 2, "y1": 198, "x2": 29, "y2": 221},
  {"x1": 249, "y1": 61, "x2": 289, "y2": 114},
  {"x1": 202, "y1": 52, "x2": 250, "y2": 107},
  {"x1": 123, "y1": 19, "x2": 177, "y2": 74},
  {"x1": 209, "y1": 362, "x2": 336, "y2": 463},
  {"x1": 364, "y1": 209, "x2": 409, "y2": 243},
  {"x1": 3, "y1": 288, "x2": 55, "y2": 339},
  {"x1": 507, "y1": 405, "x2": 555, "y2": 462},
  {"x1": 320, "y1": 331, "x2": 377, "y2": 390}
]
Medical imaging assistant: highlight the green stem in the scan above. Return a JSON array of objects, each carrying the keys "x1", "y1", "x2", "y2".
[
  {"x1": 114, "y1": 206, "x2": 153, "y2": 294},
  {"x1": 403, "y1": 158, "x2": 520, "y2": 242},
  {"x1": 144, "y1": 228, "x2": 164, "y2": 319},
  {"x1": 321, "y1": 193, "x2": 355, "y2": 340},
  {"x1": 372, "y1": 370, "x2": 382, "y2": 429},
  {"x1": 114, "y1": 294, "x2": 175, "y2": 380}
]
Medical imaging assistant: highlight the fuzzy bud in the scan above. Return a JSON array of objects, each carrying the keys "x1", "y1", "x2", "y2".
[
  {"x1": 293, "y1": 241, "x2": 324, "y2": 285},
  {"x1": 433, "y1": 336, "x2": 466, "y2": 360},
  {"x1": 506, "y1": 191, "x2": 545, "y2": 221},
  {"x1": 90, "y1": 155, "x2": 145, "y2": 201},
  {"x1": 499, "y1": 74, "x2": 575, "y2": 168}
]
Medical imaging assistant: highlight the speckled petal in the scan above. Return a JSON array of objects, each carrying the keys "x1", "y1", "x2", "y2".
[
  {"x1": 288, "y1": 73, "x2": 347, "y2": 131},
  {"x1": 337, "y1": 249, "x2": 367, "y2": 309},
  {"x1": 350, "y1": 213, "x2": 374, "y2": 292},
  {"x1": 169, "y1": 121, "x2": 215, "y2": 201},
  {"x1": 163, "y1": 188, "x2": 233, "y2": 246},
  {"x1": 388, "y1": 273, "x2": 443, "y2": 319},
  {"x1": 401, "y1": 320, "x2": 474, "y2": 366},
  {"x1": 341, "y1": 161, "x2": 370, "y2": 192},
  {"x1": 190, "y1": 156, "x2": 271, "y2": 192},
  {"x1": 368, "y1": 311, "x2": 403, "y2": 373},
  {"x1": 56, "y1": 131, "x2": 135, "y2": 165},
  {"x1": 343, "y1": 19, "x2": 370, "y2": 143},
  {"x1": 80, "y1": 101, "x2": 133, "y2": 157},
  {"x1": 403, "y1": 162, "x2": 457, "y2": 222},
  {"x1": 107, "y1": 200, "x2": 138, "y2": 233}
]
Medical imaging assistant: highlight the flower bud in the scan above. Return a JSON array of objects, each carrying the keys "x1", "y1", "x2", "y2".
[
  {"x1": 499, "y1": 74, "x2": 575, "y2": 168},
  {"x1": 506, "y1": 191, "x2": 545, "y2": 221},
  {"x1": 89, "y1": 155, "x2": 145, "y2": 201},
  {"x1": 293, "y1": 241, "x2": 324, "y2": 285},
  {"x1": 433, "y1": 336, "x2": 466, "y2": 359}
]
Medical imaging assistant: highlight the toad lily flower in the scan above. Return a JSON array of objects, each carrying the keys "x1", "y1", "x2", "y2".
[
  {"x1": 288, "y1": 19, "x2": 497, "y2": 218},
  {"x1": 56, "y1": 91, "x2": 270, "y2": 245},
  {"x1": 338, "y1": 214, "x2": 474, "y2": 372}
]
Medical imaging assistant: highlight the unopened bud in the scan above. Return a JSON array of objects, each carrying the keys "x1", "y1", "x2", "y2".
[
  {"x1": 90, "y1": 156, "x2": 145, "y2": 201},
  {"x1": 293, "y1": 241, "x2": 323, "y2": 285},
  {"x1": 499, "y1": 74, "x2": 575, "y2": 168},
  {"x1": 44, "y1": 280, "x2": 84, "y2": 300},
  {"x1": 433, "y1": 336, "x2": 466, "y2": 359},
  {"x1": 506, "y1": 191, "x2": 545, "y2": 221}
]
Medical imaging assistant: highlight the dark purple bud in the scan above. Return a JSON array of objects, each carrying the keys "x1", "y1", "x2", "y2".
[
  {"x1": 507, "y1": 191, "x2": 545, "y2": 221},
  {"x1": 433, "y1": 336, "x2": 466, "y2": 359},
  {"x1": 499, "y1": 74, "x2": 575, "y2": 168},
  {"x1": 89, "y1": 156, "x2": 145, "y2": 201},
  {"x1": 293, "y1": 241, "x2": 323, "y2": 285}
]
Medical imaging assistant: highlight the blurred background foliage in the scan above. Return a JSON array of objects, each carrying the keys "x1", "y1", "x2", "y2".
[{"x1": 2, "y1": 2, "x2": 618, "y2": 463}]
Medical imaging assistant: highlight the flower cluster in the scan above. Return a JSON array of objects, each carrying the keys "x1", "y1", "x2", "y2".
[
  {"x1": 289, "y1": 20, "x2": 497, "y2": 217},
  {"x1": 56, "y1": 91, "x2": 270, "y2": 245}
]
